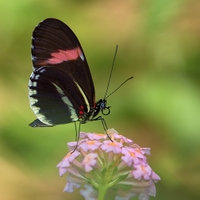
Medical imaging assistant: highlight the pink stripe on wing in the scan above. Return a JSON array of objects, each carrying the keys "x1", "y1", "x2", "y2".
[{"x1": 47, "y1": 47, "x2": 84, "y2": 64}]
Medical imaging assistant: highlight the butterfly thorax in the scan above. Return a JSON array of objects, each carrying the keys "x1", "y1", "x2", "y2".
[{"x1": 78, "y1": 99, "x2": 110, "y2": 124}]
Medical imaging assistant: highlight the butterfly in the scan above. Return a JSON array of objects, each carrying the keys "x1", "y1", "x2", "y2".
[{"x1": 28, "y1": 18, "x2": 111, "y2": 129}]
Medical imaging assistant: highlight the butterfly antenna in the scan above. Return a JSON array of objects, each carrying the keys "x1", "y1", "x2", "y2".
[
  {"x1": 104, "y1": 45, "x2": 118, "y2": 99},
  {"x1": 106, "y1": 76, "x2": 133, "y2": 99}
]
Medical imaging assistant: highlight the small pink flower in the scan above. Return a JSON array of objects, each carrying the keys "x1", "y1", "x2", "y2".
[
  {"x1": 79, "y1": 140, "x2": 102, "y2": 151},
  {"x1": 141, "y1": 147, "x2": 151, "y2": 155},
  {"x1": 57, "y1": 151, "x2": 80, "y2": 176},
  {"x1": 82, "y1": 153, "x2": 98, "y2": 172},
  {"x1": 132, "y1": 162, "x2": 152, "y2": 180},
  {"x1": 63, "y1": 176, "x2": 80, "y2": 192},
  {"x1": 86, "y1": 132, "x2": 107, "y2": 140},
  {"x1": 101, "y1": 140, "x2": 123, "y2": 154},
  {"x1": 121, "y1": 147, "x2": 143, "y2": 166},
  {"x1": 151, "y1": 171, "x2": 161, "y2": 182}
]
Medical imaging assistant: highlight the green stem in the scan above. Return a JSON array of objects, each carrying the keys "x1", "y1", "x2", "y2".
[{"x1": 98, "y1": 183, "x2": 108, "y2": 200}]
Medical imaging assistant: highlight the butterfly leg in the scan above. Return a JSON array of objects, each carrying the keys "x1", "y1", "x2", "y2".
[
  {"x1": 71, "y1": 122, "x2": 81, "y2": 153},
  {"x1": 94, "y1": 116, "x2": 113, "y2": 142}
]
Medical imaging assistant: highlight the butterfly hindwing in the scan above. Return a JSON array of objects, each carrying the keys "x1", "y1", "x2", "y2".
[{"x1": 29, "y1": 66, "x2": 90, "y2": 126}]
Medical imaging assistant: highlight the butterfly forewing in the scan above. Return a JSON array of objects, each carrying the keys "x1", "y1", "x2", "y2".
[{"x1": 32, "y1": 18, "x2": 86, "y2": 68}]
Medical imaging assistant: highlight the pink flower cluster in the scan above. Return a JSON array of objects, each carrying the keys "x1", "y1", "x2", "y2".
[{"x1": 57, "y1": 129, "x2": 160, "y2": 200}]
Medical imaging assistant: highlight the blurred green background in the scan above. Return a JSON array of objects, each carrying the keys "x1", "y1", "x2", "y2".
[{"x1": 0, "y1": 0, "x2": 200, "y2": 199}]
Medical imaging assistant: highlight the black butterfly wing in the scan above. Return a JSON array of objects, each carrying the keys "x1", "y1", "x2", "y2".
[
  {"x1": 29, "y1": 18, "x2": 96, "y2": 126},
  {"x1": 29, "y1": 66, "x2": 89, "y2": 126},
  {"x1": 32, "y1": 18, "x2": 95, "y2": 104}
]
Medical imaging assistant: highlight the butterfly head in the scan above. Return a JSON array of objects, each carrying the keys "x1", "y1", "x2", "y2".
[{"x1": 95, "y1": 99, "x2": 111, "y2": 116}]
